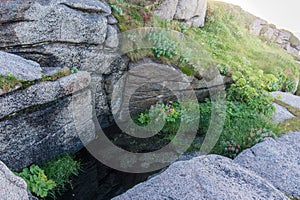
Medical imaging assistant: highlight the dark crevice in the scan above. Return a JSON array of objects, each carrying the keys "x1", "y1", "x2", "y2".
[
  {"x1": 0, "y1": 19, "x2": 34, "y2": 26},
  {"x1": 59, "y1": 3, "x2": 108, "y2": 15},
  {"x1": 0, "y1": 40, "x2": 100, "y2": 49},
  {"x1": 250, "y1": 149, "x2": 257, "y2": 157}
]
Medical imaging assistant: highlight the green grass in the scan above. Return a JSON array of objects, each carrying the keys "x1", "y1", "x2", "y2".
[
  {"x1": 0, "y1": 74, "x2": 22, "y2": 92},
  {"x1": 108, "y1": 0, "x2": 300, "y2": 90},
  {"x1": 42, "y1": 155, "x2": 80, "y2": 197},
  {"x1": 0, "y1": 68, "x2": 73, "y2": 93},
  {"x1": 107, "y1": 0, "x2": 300, "y2": 158},
  {"x1": 136, "y1": 99, "x2": 278, "y2": 159}
]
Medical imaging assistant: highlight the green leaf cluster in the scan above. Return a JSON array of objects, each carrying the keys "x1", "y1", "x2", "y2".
[{"x1": 16, "y1": 165, "x2": 56, "y2": 198}]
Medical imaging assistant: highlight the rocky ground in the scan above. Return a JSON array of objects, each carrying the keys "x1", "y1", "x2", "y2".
[{"x1": 114, "y1": 131, "x2": 300, "y2": 200}]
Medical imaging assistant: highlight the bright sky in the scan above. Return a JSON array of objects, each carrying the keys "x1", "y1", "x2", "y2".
[{"x1": 218, "y1": 0, "x2": 300, "y2": 37}]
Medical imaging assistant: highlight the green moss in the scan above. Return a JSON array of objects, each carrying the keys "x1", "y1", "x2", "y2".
[
  {"x1": 273, "y1": 99, "x2": 300, "y2": 133},
  {"x1": 273, "y1": 99, "x2": 300, "y2": 117},
  {"x1": 41, "y1": 68, "x2": 72, "y2": 82},
  {"x1": 289, "y1": 34, "x2": 300, "y2": 47},
  {"x1": 288, "y1": 197, "x2": 300, "y2": 200},
  {"x1": 0, "y1": 75, "x2": 22, "y2": 92},
  {"x1": 0, "y1": 68, "x2": 73, "y2": 94},
  {"x1": 277, "y1": 118, "x2": 300, "y2": 133}
]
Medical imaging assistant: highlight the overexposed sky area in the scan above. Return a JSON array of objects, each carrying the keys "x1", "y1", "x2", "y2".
[{"x1": 218, "y1": 0, "x2": 300, "y2": 37}]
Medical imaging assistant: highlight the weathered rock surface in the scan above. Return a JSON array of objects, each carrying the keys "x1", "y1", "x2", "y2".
[
  {"x1": 0, "y1": 71, "x2": 90, "y2": 119},
  {"x1": 113, "y1": 155, "x2": 288, "y2": 200},
  {"x1": 273, "y1": 103, "x2": 295, "y2": 123},
  {"x1": 235, "y1": 132, "x2": 300, "y2": 198},
  {"x1": 110, "y1": 60, "x2": 230, "y2": 121},
  {"x1": 272, "y1": 91, "x2": 300, "y2": 108},
  {"x1": 250, "y1": 18, "x2": 300, "y2": 55},
  {"x1": 0, "y1": 73, "x2": 95, "y2": 171},
  {"x1": 0, "y1": 0, "x2": 120, "y2": 123},
  {"x1": 0, "y1": 51, "x2": 42, "y2": 81},
  {"x1": 0, "y1": 161, "x2": 29, "y2": 200},
  {"x1": 154, "y1": 0, "x2": 179, "y2": 21},
  {"x1": 154, "y1": 0, "x2": 207, "y2": 27}
]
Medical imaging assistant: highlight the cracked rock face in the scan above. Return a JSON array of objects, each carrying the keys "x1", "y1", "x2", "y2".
[
  {"x1": 0, "y1": 72, "x2": 95, "y2": 171},
  {"x1": 0, "y1": 0, "x2": 121, "y2": 121},
  {"x1": 113, "y1": 155, "x2": 289, "y2": 200},
  {"x1": 235, "y1": 132, "x2": 300, "y2": 198},
  {"x1": 250, "y1": 18, "x2": 300, "y2": 55},
  {"x1": 154, "y1": 0, "x2": 207, "y2": 27}
]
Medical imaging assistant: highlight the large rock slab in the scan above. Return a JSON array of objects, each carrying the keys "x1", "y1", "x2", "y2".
[
  {"x1": 113, "y1": 155, "x2": 288, "y2": 200},
  {"x1": 111, "y1": 60, "x2": 229, "y2": 121},
  {"x1": 272, "y1": 91, "x2": 300, "y2": 108},
  {"x1": 250, "y1": 18, "x2": 300, "y2": 55},
  {"x1": 0, "y1": 73, "x2": 95, "y2": 171},
  {"x1": 235, "y1": 132, "x2": 300, "y2": 198},
  {"x1": 0, "y1": 71, "x2": 90, "y2": 119},
  {"x1": 154, "y1": 0, "x2": 207, "y2": 27},
  {"x1": 273, "y1": 103, "x2": 295, "y2": 123},
  {"x1": 0, "y1": 0, "x2": 110, "y2": 47},
  {"x1": 0, "y1": 51, "x2": 42, "y2": 81},
  {"x1": 0, "y1": 161, "x2": 29, "y2": 200},
  {"x1": 0, "y1": 0, "x2": 121, "y2": 122}
]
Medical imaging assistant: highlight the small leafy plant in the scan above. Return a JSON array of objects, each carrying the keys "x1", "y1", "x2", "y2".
[
  {"x1": 284, "y1": 78, "x2": 296, "y2": 93},
  {"x1": 147, "y1": 31, "x2": 178, "y2": 59},
  {"x1": 111, "y1": 4, "x2": 124, "y2": 16},
  {"x1": 137, "y1": 100, "x2": 199, "y2": 135},
  {"x1": 16, "y1": 165, "x2": 56, "y2": 198}
]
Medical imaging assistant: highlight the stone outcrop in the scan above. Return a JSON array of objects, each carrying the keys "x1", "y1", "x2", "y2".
[
  {"x1": 272, "y1": 91, "x2": 300, "y2": 109},
  {"x1": 273, "y1": 103, "x2": 295, "y2": 123},
  {"x1": 250, "y1": 18, "x2": 300, "y2": 55},
  {"x1": 0, "y1": 0, "x2": 215, "y2": 128},
  {"x1": 110, "y1": 59, "x2": 231, "y2": 121},
  {"x1": 235, "y1": 132, "x2": 300, "y2": 198},
  {"x1": 0, "y1": 0, "x2": 120, "y2": 126},
  {"x1": 154, "y1": 0, "x2": 207, "y2": 28},
  {"x1": 113, "y1": 155, "x2": 288, "y2": 200},
  {"x1": 0, "y1": 72, "x2": 95, "y2": 171},
  {"x1": 0, "y1": 161, "x2": 29, "y2": 200}
]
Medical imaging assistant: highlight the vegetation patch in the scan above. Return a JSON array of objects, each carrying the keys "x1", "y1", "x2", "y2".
[
  {"x1": 136, "y1": 99, "x2": 277, "y2": 159},
  {"x1": 109, "y1": 0, "x2": 299, "y2": 81},
  {"x1": 277, "y1": 118, "x2": 300, "y2": 134},
  {"x1": 42, "y1": 154, "x2": 80, "y2": 198},
  {"x1": 15, "y1": 155, "x2": 80, "y2": 199},
  {"x1": 273, "y1": 98, "x2": 300, "y2": 133},
  {"x1": 108, "y1": 0, "x2": 299, "y2": 112},
  {"x1": 0, "y1": 68, "x2": 76, "y2": 94},
  {"x1": 16, "y1": 165, "x2": 56, "y2": 198},
  {"x1": 0, "y1": 73, "x2": 22, "y2": 93},
  {"x1": 107, "y1": 0, "x2": 300, "y2": 157}
]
